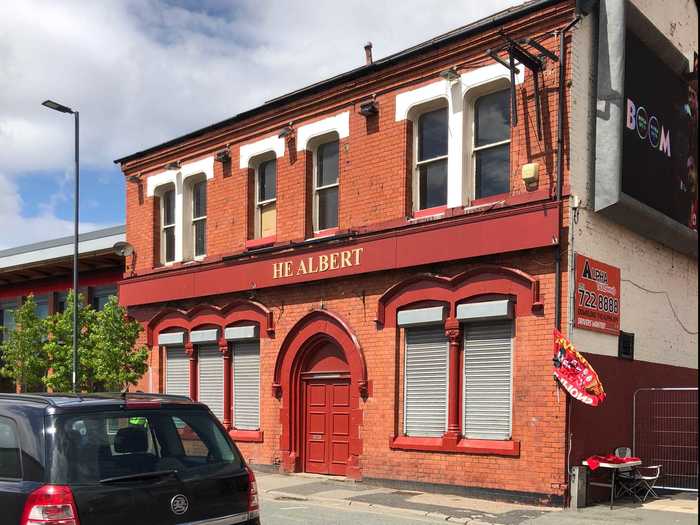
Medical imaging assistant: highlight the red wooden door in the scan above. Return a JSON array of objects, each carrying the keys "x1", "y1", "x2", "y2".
[{"x1": 304, "y1": 379, "x2": 350, "y2": 476}]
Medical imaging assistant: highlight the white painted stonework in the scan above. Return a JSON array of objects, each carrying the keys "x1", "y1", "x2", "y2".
[
  {"x1": 146, "y1": 156, "x2": 215, "y2": 197},
  {"x1": 296, "y1": 112, "x2": 350, "y2": 151},
  {"x1": 394, "y1": 63, "x2": 524, "y2": 208},
  {"x1": 570, "y1": 3, "x2": 698, "y2": 370},
  {"x1": 146, "y1": 156, "x2": 214, "y2": 263},
  {"x1": 239, "y1": 135, "x2": 286, "y2": 168}
]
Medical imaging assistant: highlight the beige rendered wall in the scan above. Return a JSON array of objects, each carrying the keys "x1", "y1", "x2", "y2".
[{"x1": 569, "y1": 0, "x2": 698, "y2": 369}]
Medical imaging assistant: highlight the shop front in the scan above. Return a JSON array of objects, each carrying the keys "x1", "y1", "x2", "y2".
[{"x1": 122, "y1": 202, "x2": 568, "y2": 502}]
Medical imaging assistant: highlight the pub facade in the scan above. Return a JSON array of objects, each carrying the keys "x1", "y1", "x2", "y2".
[{"x1": 116, "y1": 0, "x2": 698, "y2": 504}]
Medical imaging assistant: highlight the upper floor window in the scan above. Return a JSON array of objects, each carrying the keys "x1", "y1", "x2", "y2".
[
  {"x1": 161, "y1": 188, "x2": 176, "y2": 264},
  {"x1": 314, "y1": 139, "x2": 339, "y2": 232},
  {"x1": 416, "y1": 106, "x2": 448, "y2": 211},
  {"x1": 192, "y1": 180, "x2": 207, "y2": 257},
  {"x1": 256, "y1": 159, "x2": 277, "y2": 239},
  {"x1": 473, "y1": 89, "x2": 510, "y2": 199}
]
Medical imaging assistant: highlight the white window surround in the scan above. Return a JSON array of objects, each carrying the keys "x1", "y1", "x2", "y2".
[
  {"x1": 296, "y1": 112, "x2": 350, "y2": 151},
  {"x1": 239, "y1": 135, "x2": 285, "y2": 169},
  {"x1": 395, "y1": 63, "x2": 524, "y2": 209},
  {"x1": 147, "y1": 156, "x2": 214, "y2": 264}
]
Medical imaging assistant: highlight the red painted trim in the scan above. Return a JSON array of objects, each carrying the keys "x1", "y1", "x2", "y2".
[
  {"x1": 376, "y1": 265, "x2": 541, "y2": 327},
  {"x1": 274, "y1": 309, "x2": 367, "y2": 479},
  {"x1": 145, "y1": 298, "x2": 274, "y2": 346},
  {"x1": 229, "y1": 429, "x2": 264, "y2": 443},
  {"x1": 186, "y1": 343, "x2": 198, "y2": 401},
  {"x1": 245, "y1": 236, "x2": 276, "y2": 250},
  {"x1": 313, "y1": 227, "x2": 339, "y2": 238},
  {"x1": 0, "y1": 269, "x2": 122, "y2": 301},
  {"x1": 221, "y1": 341, "x2": 232, "y2": 430},
  {"x1": 390, "y1": 435, "x2": 520, "y2": 456},
  {"x1": 412, "y1": 205, "x2": 447, "y2": 219},
  {"x1": 120, "y1": 202, "x2": 559, "y2": 307}
]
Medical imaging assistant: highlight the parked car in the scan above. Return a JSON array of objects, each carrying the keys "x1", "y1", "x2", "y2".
[{"x1": 0, "y1": 392, "x2": 260, "y2": 525}]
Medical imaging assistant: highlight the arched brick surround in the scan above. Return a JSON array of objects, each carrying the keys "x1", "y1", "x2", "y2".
[
  {"x1": 273, "y1": 309, "x2": 368, "y2": 480},
  {"x1": 146, "y1": 298, "x2": 274, "y2": 345},
  {"x1": 146, "y1": 298, "x2": 274, "y2": 431},
  {"x1": 375, "y1": 265, "x2": 542, "y2": 327}
]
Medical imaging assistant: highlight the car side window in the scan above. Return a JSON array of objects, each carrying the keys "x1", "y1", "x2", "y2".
[{"x1": 0, "y1": 416, "x2": 21, "y2": 480}]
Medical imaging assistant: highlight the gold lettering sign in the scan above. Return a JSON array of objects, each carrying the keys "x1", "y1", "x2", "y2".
[{"x1": 273, "y1": 248, "x2": 363, "y2": 280}]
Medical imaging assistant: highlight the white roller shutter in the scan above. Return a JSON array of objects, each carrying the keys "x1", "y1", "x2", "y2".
[
  {"x1": 404, "y1": 326, "x2": 448, "y2": 437},
  {"x1": 165, "y1": 346, "x2": 189, "y2": 398},
  {"x1": 233, "y1": 341, "x2": 260, "y2": 430},
  {"x1": 463, "y1": 321, "x2": 513, "y2": 440},
  {"x1": 198, "y1": 346, "x2": 224, "y2": 420}
]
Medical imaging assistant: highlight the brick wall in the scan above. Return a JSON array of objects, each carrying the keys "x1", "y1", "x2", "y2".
[
  {"x1": 121, "y1": 2, "x2": 574, "y2": 275},
  {"x1": 129, "y1": 247, "x2": 569, "y2": 499}
]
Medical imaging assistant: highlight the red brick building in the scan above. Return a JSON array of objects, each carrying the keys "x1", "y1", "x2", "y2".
[{"x1": 114, "y1": 0, "x2": 698, "y2": 504}]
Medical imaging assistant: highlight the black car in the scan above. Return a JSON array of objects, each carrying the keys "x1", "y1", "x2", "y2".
[{"x1": 0, "y1": 392, "x2": 260, "y2": 525}]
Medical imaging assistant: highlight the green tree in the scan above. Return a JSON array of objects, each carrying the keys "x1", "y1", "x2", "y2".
[
  {"x1": 89, "y1": 296, "x2": 148, "y2": 391},
  {"x1": 0, "y1": 295, "x2": 48, "y2": 392},
  {"x1": 43, "y1": 290, "x2": 99, "y2": 392}
]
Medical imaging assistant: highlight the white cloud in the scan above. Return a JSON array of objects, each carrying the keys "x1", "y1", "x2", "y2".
[{"x1": 0, "y1": 0, "x2": 521, "y2": 247}]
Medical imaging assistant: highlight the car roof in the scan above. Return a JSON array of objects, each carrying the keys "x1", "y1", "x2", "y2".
[{"x1": 0, "y1": 392, "x2": 201, "y2": 413}]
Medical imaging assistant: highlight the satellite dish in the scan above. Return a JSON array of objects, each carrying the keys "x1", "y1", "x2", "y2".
[{"x1": 113, "y1": 241, "x2": 134, "y2": 257}]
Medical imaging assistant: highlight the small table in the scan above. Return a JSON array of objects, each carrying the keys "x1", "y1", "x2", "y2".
[{"x1": 583, "y1": 459, "x2": 642, "y2": 510}]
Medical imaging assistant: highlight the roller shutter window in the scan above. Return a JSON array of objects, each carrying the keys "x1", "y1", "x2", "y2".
[
  {"x1": 233, "y1": 340, "x2": 260, "y2": 430},
  {"x1": 404, "y1": 326, "x2": 449, "y2": 437},
  {"x1": 165, "y1": 346, "x2": 189, "y2": 398},
  {"x1": 197, "y1": 345, "x2": 224, "y2": 421},
  {"x1": 463, "y1": 321, "x2": 513, "y2": 440}
]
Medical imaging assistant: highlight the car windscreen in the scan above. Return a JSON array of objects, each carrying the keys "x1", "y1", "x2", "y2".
[{"x1": 47, "y1": 409, "x2": 243, "y2": 484}]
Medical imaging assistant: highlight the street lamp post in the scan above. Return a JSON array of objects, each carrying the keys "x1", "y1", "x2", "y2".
[{"x1": 42, "y1": 99, "x2": 79, "y2": 393}]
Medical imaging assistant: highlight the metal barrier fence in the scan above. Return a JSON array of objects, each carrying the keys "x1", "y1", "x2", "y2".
[{"x1": 633, "y1": 387, "x2": 698, "y2": 492}]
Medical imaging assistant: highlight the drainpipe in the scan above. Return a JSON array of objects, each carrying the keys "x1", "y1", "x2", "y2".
[{"x1": 555, "y1": 15, "x2": 581, "y2": 506}]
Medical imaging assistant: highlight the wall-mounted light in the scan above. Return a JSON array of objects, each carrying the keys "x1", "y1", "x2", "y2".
[
  {"x1": 439, "y1": 67, "x2": 460, "y2": 82},
  {"x1": 164, "y1": 160, "x2": 181, "y2": 171},
  {"x1": 278, "y1": 123, "x2": 294, "y2": 138},
  {"x1": 215, "y1": 147, "x2": 231, "y2": 163},
  {"x1": 359, "y1": 99, "x2": 379, "y2": 117}
]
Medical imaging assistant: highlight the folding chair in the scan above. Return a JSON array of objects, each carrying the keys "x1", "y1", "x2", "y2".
[
  {"x1": 634, "y1": 465, "x2": 662, "y2": 502},
  {"x1": 614, "y1": 447, "x2": 641, "y2": 501}
]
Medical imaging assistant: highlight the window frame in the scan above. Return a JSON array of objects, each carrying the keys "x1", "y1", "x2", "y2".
[
  {"x1": 312, "y1": 136, "x2": 340, "y2": 233},
  {"x1": 191, "y1": 179, "x2": 207, "y2": 259},
  {"x1": 254, "y1": 156, "x2": 277, "y2": 239},
  {"x1": 410, "y1": 99, "x2": 449, "y2": 214},
  {"x1": 159, "y1": 186, "x2": 177, "y2": 265},
  {"x1": 465, "y1": 83, "x2": 512, "y2": 202}
]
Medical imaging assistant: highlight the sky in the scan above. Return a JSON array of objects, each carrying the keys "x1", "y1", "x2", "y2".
[{"x1": 0, "y1": 0, "x2": 522, "y2": 250}]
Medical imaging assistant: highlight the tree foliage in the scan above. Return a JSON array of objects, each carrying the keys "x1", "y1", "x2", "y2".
[
  {"x1": 89, "y1": 296, "x2": 149, "y2": 391},
  {"x1": 0, "y1": 295, "x2": 47, "y2": 392},
  {"x1": 43, "y1": 291, "x2": 98, "y2": 392},
  {"x1": 1, "y1": 291, "x2": 148, "y2": 393}
]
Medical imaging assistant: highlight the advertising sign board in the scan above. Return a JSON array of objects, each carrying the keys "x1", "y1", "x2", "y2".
[
  {"x1": 623, "y1": 31, "x2": 697, "y2": 231},
  {"x1": 574, "y1": 253, "x2": 621, "y2": 335}
]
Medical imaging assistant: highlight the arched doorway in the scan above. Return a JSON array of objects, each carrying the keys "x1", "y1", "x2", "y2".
[
  {"x1": 301, "y1": 341, "x2": 351, "y2": 476},
  {"x1": 273, "y1": 310, "x2": 368, "y2": 480}
]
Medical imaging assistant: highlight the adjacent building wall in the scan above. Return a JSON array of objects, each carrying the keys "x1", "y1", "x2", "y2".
[{"x1": 568, "y1": 0, "x2": 698, "y2": 477}]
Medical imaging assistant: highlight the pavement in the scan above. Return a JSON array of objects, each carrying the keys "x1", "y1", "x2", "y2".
[{"x1": 255, "y1": 470, "x2": 699, "y2": 525}]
